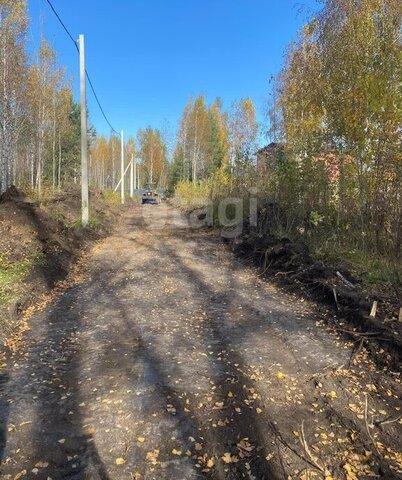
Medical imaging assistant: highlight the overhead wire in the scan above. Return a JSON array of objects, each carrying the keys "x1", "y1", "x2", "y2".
[{"x1": 45, "y1": 0, "x2": 120, "y2": 136}]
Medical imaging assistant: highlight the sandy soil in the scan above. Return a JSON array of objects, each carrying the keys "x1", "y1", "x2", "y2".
[{"x1": 0, "y1": 204, "x2": 401, "y2": 480}]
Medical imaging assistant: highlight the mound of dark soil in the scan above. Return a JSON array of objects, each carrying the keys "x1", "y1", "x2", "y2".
[
  {"x1": 0, "y1": 185, "x2": 24, "y2": 203},
  {"x1": 233, "y1": 229, "x2": 402, "y2": 370}
]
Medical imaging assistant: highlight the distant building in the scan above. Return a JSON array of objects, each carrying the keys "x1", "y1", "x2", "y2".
[{"x1": 256, "y1": 143, "x2": 351, "y2": 185}]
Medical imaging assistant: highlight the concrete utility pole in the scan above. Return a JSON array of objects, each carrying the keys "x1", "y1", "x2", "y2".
[
  {"x1": 121, "y1": 130, "x2": 125, "y2": 204},
  {"x1": 137, "y1": 165, "x2": 140, "y2": 190},
  {"x1": 130, "y1": 154, "x2": 134, "y2": 198},
  {"x1": 79, "y1": 34, "x2": 89, "y2": 226}
]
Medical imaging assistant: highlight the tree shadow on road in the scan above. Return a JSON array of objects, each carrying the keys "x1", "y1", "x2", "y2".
[
  {"x1": 96, "y1": 247, "x2": 290, "y2": 479},
  {"x1": 0, "y1": 372, "x2": 10, "y2": 464},
  {"x1": 0, "y1": 284, "x2": 110, "y2": 479},
  {"x1": 0, "y1": 210, "x2": 313, "y2": 479}
]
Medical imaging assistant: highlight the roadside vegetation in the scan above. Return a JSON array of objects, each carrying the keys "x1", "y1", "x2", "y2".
[
  {"x1": 170, "y1": 0, "x2": 402, "y2": 301},
  {"x1": 0, "y1": 253, "x2": 43, "y2": 305}
]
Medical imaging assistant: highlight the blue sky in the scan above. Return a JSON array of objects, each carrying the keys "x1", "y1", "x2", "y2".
[{"x1": 28, "y1": 0, "x2": 319, "y2": 142}]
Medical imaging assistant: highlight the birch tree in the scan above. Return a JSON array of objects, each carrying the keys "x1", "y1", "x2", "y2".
[
  {"x1": 208, "y1": 98, "x2": 229, "y2": 172},
  {"x1": 228, "y1": 98, "x2": 258, "y2": 171},
  {"x1": 0, "y1": 0, "x2": 28, "y2": 193},
  {"x1": 137, "y1": 127, "x2": 167, "y2": 187}
]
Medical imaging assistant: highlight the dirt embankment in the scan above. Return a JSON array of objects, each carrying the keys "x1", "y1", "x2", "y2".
[
  {"x1": 0, "y1": 186, "x2": 121, "y2": 343},
  {"x1": 227, "y1": 203, "x2": 402, "y2": 370}
]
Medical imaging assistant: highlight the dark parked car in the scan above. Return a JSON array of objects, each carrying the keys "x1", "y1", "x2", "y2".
[{"x1": 141, "y1": 185, "x2": 161, "y2": 205}]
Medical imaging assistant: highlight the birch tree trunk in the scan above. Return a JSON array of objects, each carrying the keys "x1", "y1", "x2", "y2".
[
  {"x1": 52, "y1": 94, "x2": 56, "y2": 189},
  {"x1": 1, "y1": 37, "x2": 9, "y2": 193},
  {"x1": 58, "y1": 132, "x2": 62, "y2": 188}
]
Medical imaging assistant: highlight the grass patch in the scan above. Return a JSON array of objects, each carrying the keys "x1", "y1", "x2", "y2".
[
  {"x1": 312, "y1": 243, "x2": 401, "y2": 287},
  {"x1": 0, "y1": 253, "x2": 43, "y2": 305},
  {"x1": 51, "y1": 208, "x2": 71, "y2": 228},
  {"x1": 104, "y1": 191, "x2": 121, "y2": 205},
  {"x1": 88, "y1": 216, "x2": 101, "y2": 229},
  {"x1": 51, "y1": 208, "x2": 102, "y2": 231},
  {"x1": 68, "y1": 216, "x2": 101, "y2": 230}
]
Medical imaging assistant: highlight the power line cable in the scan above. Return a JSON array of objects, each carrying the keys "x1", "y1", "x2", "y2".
[
  {"x1": 45, "y1": 0, "x2": 78, "y2": 52},
  {"x1": 85, "y1": 72, "x2": 120, "y2": 136},
  {"x1": 45, "y1": 0, "x2": 120, "y2": 136}
]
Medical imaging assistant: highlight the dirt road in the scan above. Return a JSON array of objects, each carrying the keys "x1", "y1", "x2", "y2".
[{"x1": 0, "y1": 204, "x2": 401, "y2": 480}]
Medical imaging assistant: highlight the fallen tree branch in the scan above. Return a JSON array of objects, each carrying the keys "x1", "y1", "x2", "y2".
[
  {"x1": 375, "y1": 415, "x2": 402, "y2": 427},
  {"x1": 333, "y1": 288, "x2": 340, "y2": 311},
  {"x1": 269, "y1": 421, "x2": 325, "y2": 474},
  {"x1": 337, "y1": 328, "x2": 381, "y2": 337},
  {"x1": 299, "y1": 421, "x2": 325, "y2": 474},
  {"x1": 336, "y1": 271, "x2": 356, "y2": 289}
]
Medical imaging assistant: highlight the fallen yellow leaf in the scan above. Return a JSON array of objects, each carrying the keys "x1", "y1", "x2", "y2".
[{"x1": 221, "y1": 452, "x2": 239, "y2": 464}]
